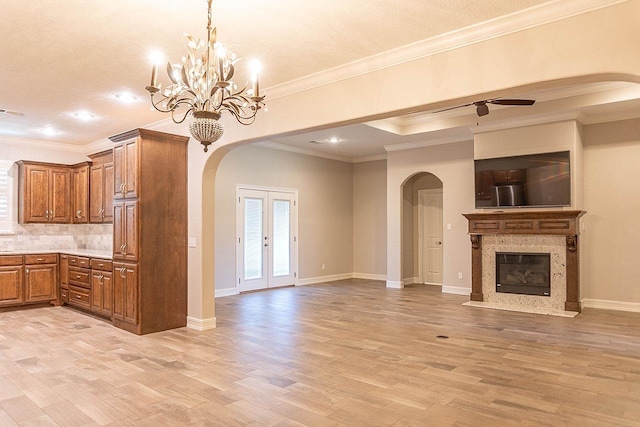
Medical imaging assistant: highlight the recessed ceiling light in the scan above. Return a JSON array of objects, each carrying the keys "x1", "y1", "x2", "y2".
[
  {"x1": 38, "y1": 126, "x2": 59, "y2": 136},
  {"x1": 114, "y1": 92, "x2": 139, "y2": 103},
  {"x1": 72, "y1": 111, "x2": 96, "y2": 120},
  {"x1": 327, "y1": 137, "x2": 341, "y2": 144}
]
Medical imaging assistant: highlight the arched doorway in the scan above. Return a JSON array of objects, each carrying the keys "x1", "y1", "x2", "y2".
[{"x1": 401, "y1": 172, "x2": 444, "y2": 287}]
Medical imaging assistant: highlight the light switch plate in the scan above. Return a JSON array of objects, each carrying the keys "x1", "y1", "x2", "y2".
[{"x1": 188, "y1": 237, "x2": 196, "y2": 248}]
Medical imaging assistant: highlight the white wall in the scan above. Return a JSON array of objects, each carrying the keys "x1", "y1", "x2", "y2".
[
  {"x1": 582, "y1": 118, "x2": 640, "y2": 305},
  {"x1": 214, "y1": 145, "x2": 354, "y2": 292},
  {"x1": 387, "y1": 140, "x2": 475, "y2": 292},
  {"x1": 353, "y1": 160, "x2": 387, "y2": 278}
]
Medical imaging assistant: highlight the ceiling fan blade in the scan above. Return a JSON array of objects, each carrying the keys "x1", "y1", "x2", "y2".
[
  {"x1": 489, "y1": 99, "x2": 536, "y2": 106},
  {"x1": 431, "y1": 102, "x2": 475, "y2": 114}
]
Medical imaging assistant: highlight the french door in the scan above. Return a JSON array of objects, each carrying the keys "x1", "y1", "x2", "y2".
[{"x1": 237, "y1": 188, "x2": 297, "y2": 292}]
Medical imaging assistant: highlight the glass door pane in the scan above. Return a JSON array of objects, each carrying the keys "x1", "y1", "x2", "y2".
[
  {"x1": 243, "y1": 197, "x2": 263, "y2": 280},
  {"x1": 272, "y1": 199, "x2": 290, "y2": 277}
]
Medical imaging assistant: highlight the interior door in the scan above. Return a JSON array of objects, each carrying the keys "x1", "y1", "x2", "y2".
[
  {"x1": 238, "y1": 188, "x2": 296, "y2": 292},
  {"x1": 418, "y1": 189, "x2": 443, "y2": 284}
]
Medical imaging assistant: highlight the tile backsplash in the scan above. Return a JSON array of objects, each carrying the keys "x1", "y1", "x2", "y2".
[{"x1": 0, "y1": 224, "x2": 112, "y2": 252}]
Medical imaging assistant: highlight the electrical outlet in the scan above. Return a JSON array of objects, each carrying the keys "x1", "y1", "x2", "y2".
[
  {"x1": 447, "y1": 223, "x2": 452, "y2": 230},
  {"x1": 188, "y1": 237, "x2": 196, "y2": 248},
  {"x1": 458, "y1": 272, "x2": 463, "y2": 279},
  {"x1": 321, "y1": 264, "x2": 325, "y2": 270}
]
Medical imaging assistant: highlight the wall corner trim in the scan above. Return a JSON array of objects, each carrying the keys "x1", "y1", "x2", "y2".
[{"x1": 186, "y1": 316, "x2": 217, "y2": 330}]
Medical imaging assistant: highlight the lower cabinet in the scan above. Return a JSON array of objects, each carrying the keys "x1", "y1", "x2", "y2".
[
  {"x1": 113, "y1": 262, "x2": 138, "y2": 329},
  {"x1": 0, "y1": 254, "x2": 57, "y2": 307},
  {"x1": 90, "y1": 258, "x2": 113, "y2": 317},
  {"x1": 68, "y1": 256, "x2": 91, "y2": 309},
  {"x1": 0, "y1": 258, "x2": 24, "y2": 306}
]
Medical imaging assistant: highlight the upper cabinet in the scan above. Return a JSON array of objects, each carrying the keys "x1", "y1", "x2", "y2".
[
  {"x1": 18, "y1": 161, "x2": 72, "y2": 224},
  {"x1": 72, "y1": 162, "x2": 90, "y2": 223},
  {"x1": 113, "y1": 138, "x2": 138, "y2": 199},
  {"x1": 89, "y1": 150, "x2": 114, "y2": 223}
]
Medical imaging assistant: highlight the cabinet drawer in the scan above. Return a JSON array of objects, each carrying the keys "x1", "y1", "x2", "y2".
[
  {"x1": 68, "y1": 286, "x2": 90, "y2": 308},
  {"x1": 0, "y1": 255, "x2": 23, "y2": 266},
  {"x1": 90, "y1": 259, "x2": 113, "y2": 272},
  {"x1": 69, "y1": 267, "x2": 90, "y2": 288},
  {"x1": 24, "y1": 254, "x2": 57, "y2": 264},
  {"x1": 60, "y1": 288, "x2": 69, "y2": 302},
  {"x1": 68, "y1": 256, "x2": 90, "y2": 268}
]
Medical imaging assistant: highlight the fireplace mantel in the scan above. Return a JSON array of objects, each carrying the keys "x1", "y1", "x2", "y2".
[{"x1": 463, "y1": 210, "x2": 586, "y2": 313}]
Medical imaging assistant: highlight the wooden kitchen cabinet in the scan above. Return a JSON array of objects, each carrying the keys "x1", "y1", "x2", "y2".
[
  {"x1": 17, "y1": 161, "x2": 72, "y2": 224},
  {"x1": 72, "y1": 162, "x2": 90, "y2": 223},
  {"x1": 113, "y1": 262, "x2": 138, "y2": 326},
  {"x1": 0, "y1": 256, "x2": 24, "y2": 307},
  {"x1": 91, "y1": 258, "x2": 113, "y2": 317},
  {"x1": 24, "y1": 254, "x2": 58, "y2": 303},
  {"x1": 113, "y1": 200, "x2": 138, "y2": 261},
  {"x1": 109, "y1": 129, "x2": 188, "y2": 335},
  {"x1": 113, "y1": 138, "x2": 138, "y2": 199},
  {"x1": 89, "y1": 150, "x2": 114, "y2": 223}
]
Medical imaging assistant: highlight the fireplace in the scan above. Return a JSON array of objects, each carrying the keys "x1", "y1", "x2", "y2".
[
  {"x1": 463, "y1": 210, "x2": 585, "y2": 314},
  {"x1": 496, "y1": 252, "x2": 550, "y2": 296}
]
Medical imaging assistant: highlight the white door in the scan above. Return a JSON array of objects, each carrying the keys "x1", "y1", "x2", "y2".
[
  {"x1": 418, "y1": 189, "x2": 443, "y2": 285},
  {"x1": 237, "y1": 188, "x2": 296, "y2": 292}
]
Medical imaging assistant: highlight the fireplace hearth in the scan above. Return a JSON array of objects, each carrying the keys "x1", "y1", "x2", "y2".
[{"x1": 496, "y1": 252, "x2": 550, "y2": 296}]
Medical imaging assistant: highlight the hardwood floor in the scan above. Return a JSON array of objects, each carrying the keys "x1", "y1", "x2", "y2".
[{"x1": 1, "y1": 279, "x2": 640, "y2": 426}]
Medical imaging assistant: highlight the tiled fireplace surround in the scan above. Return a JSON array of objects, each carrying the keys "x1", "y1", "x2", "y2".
[{"x1": 463, "y1": 211, "x2": 585, "y2": 316}]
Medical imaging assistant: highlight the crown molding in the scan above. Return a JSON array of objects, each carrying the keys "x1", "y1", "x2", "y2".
[
  {"x1": 255, "y1": 141, "x2": 353, "y2": 163},
  {"x1": 353, "y1": 154, "x2": 387, "y2": 163},
  {"x1": 266, "y1": 0, "x2": 627, "y2": 100},
  {"x1": 0, "y1": 136, "x2": 86, "y2": 153},
  {"x1": 83, "y1": 138, "x2": 112, "y2": 156},
  {"x1": 385, "y1": 134, "x2": 473, "y2": 153}
]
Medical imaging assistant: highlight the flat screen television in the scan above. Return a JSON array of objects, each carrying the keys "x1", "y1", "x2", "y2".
[{"x1": 474, "y1": 150, "x2": 571, "y2": 208}]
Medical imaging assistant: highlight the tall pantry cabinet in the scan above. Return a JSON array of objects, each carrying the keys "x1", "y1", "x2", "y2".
[{"x1": 109, "y1": 129, "x2": 189, "y2": 335}]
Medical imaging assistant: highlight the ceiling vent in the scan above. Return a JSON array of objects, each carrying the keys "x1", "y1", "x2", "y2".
[{"x1": 0, "y1": 109, "x2": 27, "y2": 117}]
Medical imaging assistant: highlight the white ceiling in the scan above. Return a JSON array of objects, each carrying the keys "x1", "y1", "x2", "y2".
[{"x1": 2, "y1": 0, "x2": 639, "y2": 159}]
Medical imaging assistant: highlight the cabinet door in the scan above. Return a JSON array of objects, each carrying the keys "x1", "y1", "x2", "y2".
[
  {"x1": 123, "y1": 139, "x2": 138, "y2": 198},
  {"x1": 113, "y1": 144, "x2": 126, "y2": 199},
  {"x1": 113, "y1": 201, "x2": 125, "y2": 260},
  {"x1": 113, "y1": 263, "x2": 137, "y2": 325},
  {"x1": 59, "y1": 254, "x2": 69, "y2": 287},
  {"x1": 0, "y1": 266, "x2": 24, "y2": 306},
  {"x1": 89, "y1": 164, "x2": 104, "y2": 223},
  {"x1": 91, "y1": 270, "x2": 113, "y2": 317},
  {"x1": 124, "y1": 200, "x2": 138, "y2": 261},
  {"x1": 49, "y1": 167, "x2": 71, "y2": 223},
  {"x1": 103, "y1": 162, "x2": 114, "y2": 223},
  {"x1": 24, "y1": 165, "x2": 49, "y2": 223},
  {"x1": 72, "y1": 165, "x2": 89, "y2": 223},
  {"x1": 25, "y1": 264, "x2": 57, "y2": 303}
]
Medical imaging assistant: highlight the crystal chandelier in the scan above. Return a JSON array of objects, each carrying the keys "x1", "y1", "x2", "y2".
[{"x1": 145, "y1": 0, "x2": 265, "y2": 152}]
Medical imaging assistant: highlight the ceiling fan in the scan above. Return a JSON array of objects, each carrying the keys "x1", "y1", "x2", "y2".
[{"x1": 436, "y1": 98, "x2": 536, "y2": 117}]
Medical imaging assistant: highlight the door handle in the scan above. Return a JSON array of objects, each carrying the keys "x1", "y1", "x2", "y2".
[{"x1": 437, "y1": 241, "x2": 442, "y2": 245}]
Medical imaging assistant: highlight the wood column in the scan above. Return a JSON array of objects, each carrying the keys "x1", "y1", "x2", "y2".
[
  {"x1": 565, "y1": 235, "x2": 580, "y2": 312},
  {"x1": 470, "y1": 235, "x2": 483, "y2": 301}
]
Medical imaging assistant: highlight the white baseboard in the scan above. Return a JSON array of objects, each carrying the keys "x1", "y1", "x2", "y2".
[
  {"x1": 186, "y1": 316, "x2": 217, "y2": 330},
  {"x1": 297, "y1": 273, "x2": 354, "y2": 286},
  {"x1": 215, "y1": 288, "x2": 239, "y2": 298},
  {"x1": 402, "y1": 277, "x2": 420, "y2": 285},
  {"x1": 582, "y1": 298, "x2": 640, "y2": 313},
  {"x1": 442, "y1": 285, "x2": 471, "y2": 296},
  {"x1": 386, "y1": 280, "x2": 403, "y2": 289},
  {"x1": 352, "y1": 273, "x2": 387, "y2": 281}
]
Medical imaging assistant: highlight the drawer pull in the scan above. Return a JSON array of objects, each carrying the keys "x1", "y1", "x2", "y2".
[
  {"x1": 36, "y1": 258, "x2": 44, "y2": 261},
  {"x1": 76, "y1": 295, "x2": 82, "y2": 299},
  {"x1": 76, "y1": 275, "x2": 81, "y2": 279}
]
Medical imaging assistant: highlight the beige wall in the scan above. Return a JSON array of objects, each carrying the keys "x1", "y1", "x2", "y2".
[
  {"x1": 352, "y1": 160, "x2": 387, "y2": 278},
  {"x1": 582, "y1": 118, "x2": 640, "y2": 304},
  {"x1": 387, "y1": 140, "x2": 475, "y2": 291},
  {"x1": 214, "y1": 145, "x2": 354, "y2": 291}
]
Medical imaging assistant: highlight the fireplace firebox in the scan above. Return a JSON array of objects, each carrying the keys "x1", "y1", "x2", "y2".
[{"x1": 496, "y1": 252, "x2": 550, "y2": 296}]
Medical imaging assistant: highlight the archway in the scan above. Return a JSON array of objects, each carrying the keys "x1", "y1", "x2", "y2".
[{"x1": 401, "y1": 172, "x2": 444, "y2": 287}]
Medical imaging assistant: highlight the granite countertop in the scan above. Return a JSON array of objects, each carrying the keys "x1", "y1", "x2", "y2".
[{"x1": 0, "y1": 249, "x2": 113, "y2": 259}]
